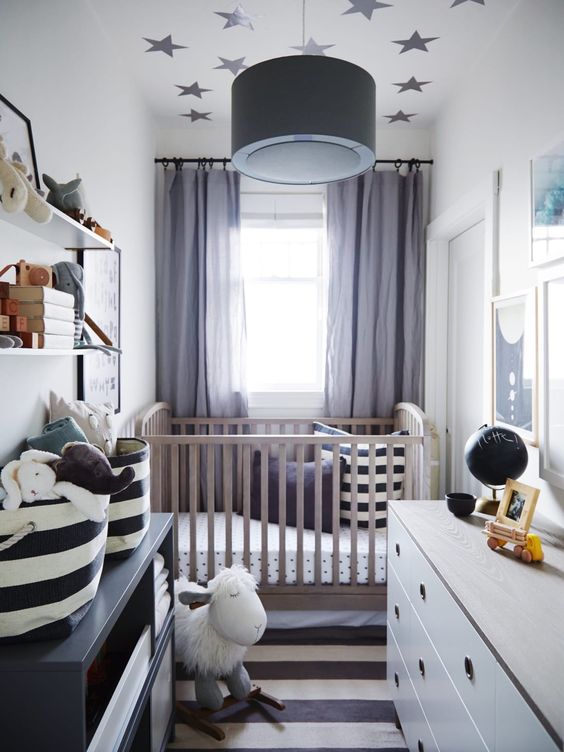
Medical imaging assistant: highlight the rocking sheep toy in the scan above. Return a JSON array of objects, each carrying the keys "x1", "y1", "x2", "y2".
[{"x1": 175, "y1": 565, "x2": 284, "y2": 740}]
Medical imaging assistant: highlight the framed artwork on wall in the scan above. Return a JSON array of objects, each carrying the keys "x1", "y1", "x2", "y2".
[
  {"x1": 539, "y1": 263, "x2": 564, "y2": 489},
  {"x1": 530, "y1": 135, "x2": 564, "y2": 266},
  {"x1": 0, "y1": 93, "x2": 41, "y2": 190},
  {"x1": 492, "y1": 289, "x2": 537, "y2": 444},
  {"x1": 77, "y1": 248, "x2": 121, "y2": 413}
]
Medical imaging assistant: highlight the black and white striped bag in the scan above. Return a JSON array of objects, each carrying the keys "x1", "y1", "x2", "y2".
[
  {"x1": 0, "y1": 498, "x2": 108, "y2": 642},
  {"x1": 106, "y1": 438, "x2": 150, "y2": 558},
  {"x1": 314, "y1": 422, "x2": 406, "y2": 529}
]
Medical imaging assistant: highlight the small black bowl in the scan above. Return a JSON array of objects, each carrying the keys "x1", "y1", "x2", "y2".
[{"x1": 445, "y1": 492, "x2": 476, "y2": 517}]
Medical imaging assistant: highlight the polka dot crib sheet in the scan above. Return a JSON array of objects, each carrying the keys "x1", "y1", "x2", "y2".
[{"x1": 177, "y1": 512, "x2": 387, "y2": 585}]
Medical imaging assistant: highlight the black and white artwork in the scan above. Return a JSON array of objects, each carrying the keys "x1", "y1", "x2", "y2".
[
  {"x1": 0, "y1": 93, "x2": 40, "y2": 190},
  {"x1": 78, "y1": 249, "x2": 121, "y2": 413},
  {"x1": 493, "y1": 291, "x2": 536, "y2": 443},
  {"x1": 531, "y1": 136, "x2": 564, "y2": 266}
]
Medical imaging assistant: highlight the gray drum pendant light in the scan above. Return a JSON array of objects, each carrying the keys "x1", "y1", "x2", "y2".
[{"x1": 231, "y1": 2, "x2": 375, "y2": 185}]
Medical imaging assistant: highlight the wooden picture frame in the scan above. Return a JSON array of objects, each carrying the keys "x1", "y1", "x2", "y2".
[
  {"x1": 530, "y1": 134, "x2": 564, "y2": 267},
  {"x1": 492, "y1": 289, "x2": 537, "y2": 444},
  {"x1": 497, "y1": 479, "x2": 540, "y2": 532},
  {"x1": 77, "y1": 247, "x2": 121, "y2": 413},
  {"x1": 0, "y1": 93, "x2": 41, "y2": 191}
]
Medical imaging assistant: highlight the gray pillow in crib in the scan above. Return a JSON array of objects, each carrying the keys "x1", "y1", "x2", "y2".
[{"x1": 248, "y1": 451, "x2": 345, "y2": 534}]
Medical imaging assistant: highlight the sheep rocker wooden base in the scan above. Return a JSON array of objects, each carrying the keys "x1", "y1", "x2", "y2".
[{"x1": 175, "y1": 565, "x2": 285, "y2": 741}]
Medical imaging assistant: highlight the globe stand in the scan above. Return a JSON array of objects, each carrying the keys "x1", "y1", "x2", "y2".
[{"x1": 475, "y1": 486, "x2": 501, "y2": 516}]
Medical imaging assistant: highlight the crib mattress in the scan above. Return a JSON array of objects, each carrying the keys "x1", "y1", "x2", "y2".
[{"x1": 177, "y1": 513, "x2": 387, "y2": 585}]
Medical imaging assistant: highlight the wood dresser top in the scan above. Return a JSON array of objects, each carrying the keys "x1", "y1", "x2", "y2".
[{"x1": 389, "y1": 501, "x2": 564, "y2": 749}]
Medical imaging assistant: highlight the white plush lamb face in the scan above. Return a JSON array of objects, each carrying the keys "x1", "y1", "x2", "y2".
[{"x1": 207, "y1": 567, "x2": 267, "y2": 647}]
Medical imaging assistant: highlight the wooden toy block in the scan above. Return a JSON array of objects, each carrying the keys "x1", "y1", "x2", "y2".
[
  {"x1": 0, "y1": 314, "x2": 9, "y2": 331},
  {"x1": 9, "y1": 315, "x2": 27, "y2": 332},
  {"x1": 0, "y1": 282, "x2": 9, "y2": 299},
  {"x1": 1, "y1": 298, "x2": 19, "y2": 316},
  {"x1": 19, "y1": 332, "x2": 39, "y2": 348}
]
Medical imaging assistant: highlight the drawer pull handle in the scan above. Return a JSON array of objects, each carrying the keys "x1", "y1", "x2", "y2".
[
  {"x1": 394, "y1": 604, "x2": 400, "y2": 620},
  {"x1": 418, "y1": 658, "x2": 425, "y2": 678},
  {"x1": 464, "y1": 655, "x2": 474, "y2": 681},
  {"x1": 394, "y1": 671, "x2": 399, "y2": 688},
  {"x1": 395, "y1": 542, "x2": 400, "y2": 556},
  {"x1": 419, "y1": 582, "x2": 426, "y2": 601},
  {"x1": 417, "y1": 740, "x2": 425, "y2": 752}
]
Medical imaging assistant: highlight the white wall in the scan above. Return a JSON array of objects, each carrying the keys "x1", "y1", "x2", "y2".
[
  {"x1": 0, "y1": 0, "x2": 156, "y2": 463},
  {"x1": 430, "y1": 0, "x2": 564, "y2": 528}
]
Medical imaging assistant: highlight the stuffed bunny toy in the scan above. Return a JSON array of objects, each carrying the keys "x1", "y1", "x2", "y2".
[
  {"x1": 0, "y1": 449, "x2": 108, "y2": 522},
  {"x1": 0, "y1": 136, "x2": 52, "y2": 223}
]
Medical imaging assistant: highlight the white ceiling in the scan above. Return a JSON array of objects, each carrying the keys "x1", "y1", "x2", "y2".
[{"x1": 91, "y1": 0, "x2": 520, "y2": 133}]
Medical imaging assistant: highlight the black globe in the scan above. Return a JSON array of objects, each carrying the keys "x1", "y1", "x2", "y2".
[{"x1": 464, "y1": 425, "x2": 528, "y2": 487}]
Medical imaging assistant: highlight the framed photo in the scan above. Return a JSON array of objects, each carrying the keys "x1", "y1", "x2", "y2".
[
  {"x1": 0, "y1": 93, "x2": 40, "y2": 190},
  {"x1": 497, "y1": 479, "x2": 540, "y2": 532},
  {"x1": 538, "y1": 262, "x2": 564, "y2": 488},
  {"x1": 492, "y1": 290, "x2": 537, "y2": 444},
  {"x1": 530, "y1": 135, "x2": 564, "y2": 266},
  {"x1": 77, "y1": 248, "x2": 121, "y2": 413}
]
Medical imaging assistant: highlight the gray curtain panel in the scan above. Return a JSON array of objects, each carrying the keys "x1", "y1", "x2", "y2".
[
  {"x1": 325, "y1": 170, "x2": 423, "y2": 418},
  {"x1": 156, "y1": 167, "x2": 247, "y2": 418}
]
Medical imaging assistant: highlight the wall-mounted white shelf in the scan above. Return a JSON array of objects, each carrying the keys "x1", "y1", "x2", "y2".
[
  {"x1": 0, "y1": 204, "x2": 113, "y2": 251},
  {"x1": 0, "y1": 348, "x2": 93, "y2": 356}
]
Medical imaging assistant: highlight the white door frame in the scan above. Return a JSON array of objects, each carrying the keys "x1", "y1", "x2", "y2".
[{"x1": 425, "y1": 172, "x2": 500, "y2": 497}]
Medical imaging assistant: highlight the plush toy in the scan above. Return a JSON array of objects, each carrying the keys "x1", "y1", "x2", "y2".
[
  {"x1": 55, "y1": 442, "x2": 134, "y2": 495},
  {"x1": 43, "y1": 173, "x2": 83, "y2": 213},
  {"x1": 176, "y1": 565, "x2": 267, "y2": 711},
  {"x1": 0, "y1": 137, "x2": 52, "y2": 223}
]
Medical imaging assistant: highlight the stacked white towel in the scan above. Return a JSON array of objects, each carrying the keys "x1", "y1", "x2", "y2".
[{"x1": 153, "y1": 553, "x2": 171, "y2": 636}]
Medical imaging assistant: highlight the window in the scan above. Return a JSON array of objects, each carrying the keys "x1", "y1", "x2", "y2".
[{"x1": 241, "y1": 192, "x2": 327, "y2": 396}]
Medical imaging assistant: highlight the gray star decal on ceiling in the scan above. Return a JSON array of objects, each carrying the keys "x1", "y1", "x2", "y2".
[
  {"x1": 175, "y1": 82, "x2": 212, "y2": 98},
  {"x1": 215, "y1": 4, "x2": 255, "y2": 30},
  {"x1": 451, "y1": 0, "x2": 485, "y2": 6},
  {"x1": 291, "y1": 37, "x2": 335, "y2": 55},
  {"x1": 343, "y1": 0, "x2": 393, "y2": 20},
  {"x1": 180, "y1": 109, "x2": 212, "y2": 122},
  {"x1": 143, "y1": 34, "x2": 187, "y2": 57},
  {"x1": 393, "y1": 76, "x2": 431, "y2": 93},
  {"x1": 384, "y1": 110, "x2": 417, "y2": 123},
  {"x1": 392, "y1": 31, "x2": 439, "y2": 53},
  {"x1": 214, "y1": 56, "x2": 248, "y2": 75}
]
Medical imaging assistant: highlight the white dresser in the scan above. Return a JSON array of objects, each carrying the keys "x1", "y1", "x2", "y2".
[{"x1": 387, "y1": 501, "x2": 563, "y2": 752}]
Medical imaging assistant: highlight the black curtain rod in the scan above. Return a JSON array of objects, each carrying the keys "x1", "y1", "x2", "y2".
[{"x1": 154, "y1": 156, "x2": 434, "y2": 171}]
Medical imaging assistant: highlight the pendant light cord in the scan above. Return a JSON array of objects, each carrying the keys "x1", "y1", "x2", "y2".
[{"x1": 302, "y1": 0, "x2": 306, "y2": 48}]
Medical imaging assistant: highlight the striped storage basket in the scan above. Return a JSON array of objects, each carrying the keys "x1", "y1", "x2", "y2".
[
  {"x1": 314, "y1": 422, "x2": 406, "y2": 529},
  {"x1": 106, "y1": 438, "x2": 150, "y2": 558},
  {"x1": 0, "y1": 498, "x2": 108, "y2": 643}
]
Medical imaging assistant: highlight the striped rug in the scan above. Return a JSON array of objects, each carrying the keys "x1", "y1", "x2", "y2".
[{"x1": 170, "y1": 626, "x2": 407, "y2": 751}]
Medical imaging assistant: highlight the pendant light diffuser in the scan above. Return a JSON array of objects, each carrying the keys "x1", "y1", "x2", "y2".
[{"x1": 231, "y1": 55, "x2": 375, "y2": 184}]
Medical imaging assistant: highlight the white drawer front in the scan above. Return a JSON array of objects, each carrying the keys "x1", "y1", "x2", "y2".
[
  {"x1": 495, "y1": 665, "x2": 558, "y2": 752},
  {"x1": 409, "y1": 610, "x2": 488, "y2": 752},
  {"x1": 388, "y1": 511, "x2": 415, "y2": 585},
  {"x1": 88, "y1": 625, "x2": 152, "y2": 752},
  {"x1": 151, "y1": 636, "x2": 174, "y2": 752},
  {"x1": 408, "y1": 544, "x2": 496, "y2": 749},
  {"x1": 387, "y1": 563, "x2": 412, "y2": 649},
  {"x1": 388, "y1": 627, "x2": 439, "y2": 752}
]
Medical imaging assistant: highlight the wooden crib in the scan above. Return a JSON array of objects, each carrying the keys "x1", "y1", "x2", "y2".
[{"x1": 137, "y1": 402, "x2": 433, "y2": 611}]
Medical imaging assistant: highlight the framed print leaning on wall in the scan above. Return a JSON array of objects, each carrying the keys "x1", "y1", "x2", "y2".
[
  {"x1": 531, "y1": 135, "x2": 564, "y2": 266},
  {"x1": 492, "y1": 289, "x2": 537, "y2": 444},
  {"x1": 0, "y1": 93, "x2": 41, "y2": 190},
  {"x1": 539, "y1": 263, "x2": 564, "y2": 488}
]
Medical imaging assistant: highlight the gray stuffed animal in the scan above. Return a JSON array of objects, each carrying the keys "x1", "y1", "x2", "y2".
[{"x1": 43, "y1": 173, "x2": 83, "y2": 213}]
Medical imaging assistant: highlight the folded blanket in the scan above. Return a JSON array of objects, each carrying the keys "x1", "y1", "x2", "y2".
[
  {"x1": 153, "y1": 552, "x2": 165, "y2": 579},
  {"x1": 155, "y1": 591, "x2": 171, "y2": 636},
  {"x1": 154, "y1": 568, "x2": 169, "y2": 595}
]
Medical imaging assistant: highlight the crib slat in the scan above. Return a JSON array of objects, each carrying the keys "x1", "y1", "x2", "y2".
[
  {"x1": 296, "y1": 445, "x2": 305, "y2": 587},
  {"x1": 236, "y1": 424, "x2": 243, "y2": 512},
  {"x1": 368, "y1": 443, "x2": 376, "y2": 588},
  {"x1": 314, "y1": 444, "x2": 322, "y2": 586},
  {"x1": 171, "y1": 443, "x2": 179, "y2": 579},
  {"x1": 350, "y1": 444, "x2": 358, "y2": 587},
  {"x1": 332, "y1": 445, "x2": 340, "y2": 586},
  {"x1": 242, "y1": 444, "x2": 251, "y2": 571},
  {"x1": 224, "y1": 444, "x2": 233, "y2": 569},
  {"x1": 207, "y1": 444, "x2": 215, "y2": 580},
  {"x1": 278, "y1": 444, "x2": 287, "y2": 586},
  {"x1": 179, "y1": 423, "x2": 187, "y2": 516},
  {"x1": 261, "y1": 446, "x2": 269, "y2": 585},
  {"x1": 405, "y1": 440, "x2": 414, "y2": 498},
  {"x1": 189, "y1": 445, "x2": 198, "y2": 581},
  {"x1": 387, "y1": 443, "x2": 394, "y2": 507}
]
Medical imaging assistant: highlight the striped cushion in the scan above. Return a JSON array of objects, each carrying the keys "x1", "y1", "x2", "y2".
[
  {"x1": 106, "y1": 438, "x2": 150, "y2": 558},
  {"x1": 0, "y1": 498, "x2": 108, "y2": 642},
  {"x1": 314, "y1": 422, "x2": 406, "y2": 529}
]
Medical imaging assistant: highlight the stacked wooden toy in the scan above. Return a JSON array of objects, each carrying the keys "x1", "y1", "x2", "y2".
[{"x1": 0, "y1": 282, "x2": 75, "y2": 349}]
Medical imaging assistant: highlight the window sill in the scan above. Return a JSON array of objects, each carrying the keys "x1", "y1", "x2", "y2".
[{"x1": 248, "y1": 390, "x2": 325, "y2": 418}]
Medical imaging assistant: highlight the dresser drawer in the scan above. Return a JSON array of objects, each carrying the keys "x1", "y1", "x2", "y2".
[
  {"x1": 408, "y1": 543, "x2": 496, "y2": 749},
  {"x1": 388, "y1": 627, "x2": 439, "y2": 752},
  {"x1": 409, "y1": 609, "x2": 489, "y2": 752},
  {"x1": 387, "y1": 562, "x2": 412, "y2": 649},
  {"x1": 388, "y1": 510, "x2": 416, "y2": 585}
]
